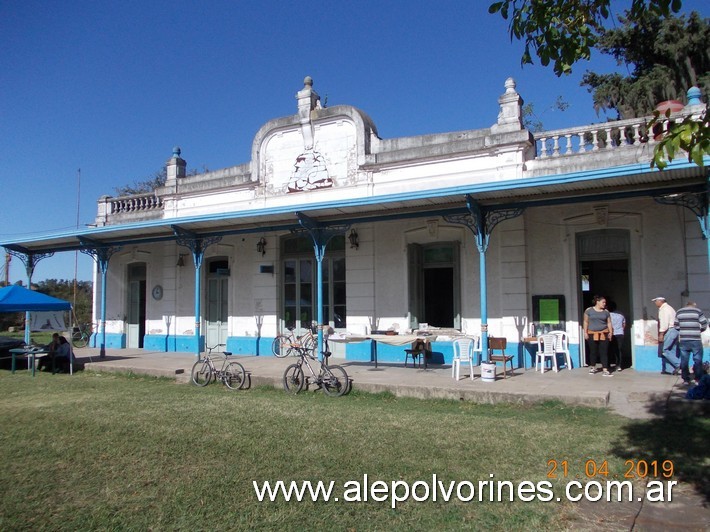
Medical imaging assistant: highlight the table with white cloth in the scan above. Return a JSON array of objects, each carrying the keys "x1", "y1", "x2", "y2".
[{"x1": 328, "y1": 333, "x2": 435, "y2": 368}]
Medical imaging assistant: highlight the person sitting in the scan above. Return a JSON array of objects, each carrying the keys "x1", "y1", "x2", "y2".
[
  {"x1": 37, "y1": 335, "x2": 73, "y2": 372},
  {"x1": 37, "y1": 333, "x2": 60, "y2": 372},
  {"x1": 53, "y1": 336, "x2": 74, "y2": 373}
]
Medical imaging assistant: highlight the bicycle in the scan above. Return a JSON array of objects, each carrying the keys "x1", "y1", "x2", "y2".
[
  {"x1": 191, "y1": 344, "x2": 246, "y2": 390},
  {"x1": 272, "y1": 325, "x2": 317, "y2": 358},
  {"x1": 71, "y1": 323, "x2": 92, "y2": 348},
  {"x1": 282, "y1": 338, "x2": 349, "y2": 397}
]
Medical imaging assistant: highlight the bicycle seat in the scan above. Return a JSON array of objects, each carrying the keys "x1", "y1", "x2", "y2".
[{"x1": 223, "y1": 351, "x2": 232, "y2": 356}]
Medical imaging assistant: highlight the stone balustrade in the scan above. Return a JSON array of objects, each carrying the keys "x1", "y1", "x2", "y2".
[
  {"x1": 95, "y1": 193, "x2": 163, "y2": 226},
  {"x1": 533, "y1": 109, "x2": 697, "y2": 158},
  {"x1": 109, "y1": 193, "x2": 163, "y2": 214}
]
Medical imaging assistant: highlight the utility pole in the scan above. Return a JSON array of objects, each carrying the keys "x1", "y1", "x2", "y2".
[
  {"x1": 73, "y1": 168, "x2": 81, "y2": 320},
  {"x1": 2, "y1": 252, "x2": 10, "y2": 285}
]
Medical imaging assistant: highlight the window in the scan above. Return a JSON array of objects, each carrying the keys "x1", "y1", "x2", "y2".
[{"x1": 281, "y1": 235, "x2": 346, "y2": 331}]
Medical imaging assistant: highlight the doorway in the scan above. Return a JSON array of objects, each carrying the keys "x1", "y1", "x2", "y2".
[
  {"x1": 577, "y1": 230, "x2": 632, "y2": 369},
  {"x1": 127, "y1": 263, "x2": 146, "y2": 348},
  {"x1": 408, "y1": 242, "x2": 460, "y2": 329},
  {"x1": 423, "y1": 268, "x2": 454, "y2": 327},
  {"x1": 205, "y1": 258, "x2": 229, "y2": 348}
]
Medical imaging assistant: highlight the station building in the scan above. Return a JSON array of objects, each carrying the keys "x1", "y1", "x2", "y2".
[{"x1": 3, "y1": 77, "x2": 708, "y2": 371}]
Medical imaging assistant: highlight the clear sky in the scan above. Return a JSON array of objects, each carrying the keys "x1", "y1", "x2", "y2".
[{"x1": 1, "y1": 0, "x2": 707, "y2": 283}]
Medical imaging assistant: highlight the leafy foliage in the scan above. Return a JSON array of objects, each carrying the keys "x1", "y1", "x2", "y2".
[
  {"x1": 490, "y1": 0, "x2": 708, "y2": 169},
  {"x1": 522, "y1": 96, "x2": 570, "y2": 132},
  {"x1": 113, "y1": 165, "x2": 207, "y2": 196},
  {"x1": 34, "y1": 279, "x2": 93, "y2": 326},
  {"x1": 0, "y1": 279, "x2": 93, "y2": 332},
  {"x1": 651, "y1": 109, "x2": 710, "y2": 168},
  {"x1": 581, "y1": 11, "x2": 710, "y2": 119},
  {"x1": 113, "y1": 167, "x2": 168, "y2": 196}
]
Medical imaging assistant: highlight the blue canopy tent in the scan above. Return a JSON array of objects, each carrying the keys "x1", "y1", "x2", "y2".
[
  {"x1": 0, "y1": 285, "x2": 74, "y2": 373},
  {"x1": 0, "y1": 285, "x2": 72, "y2": 312}
]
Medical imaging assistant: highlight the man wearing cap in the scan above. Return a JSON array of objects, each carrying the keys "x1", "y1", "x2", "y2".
[{"x1": 653, "y1": 296, "x2": 680, "y2": 374}]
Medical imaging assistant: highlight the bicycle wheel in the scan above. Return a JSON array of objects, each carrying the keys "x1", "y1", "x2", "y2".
[
  {"x1": 302, "y1": 332, "x2": 317, "y2": 354},
  {"x1": 72, "y1": 331, "x2": 88, "y2": 349},
  {"x1": 321, "y1": 364, "x2": 349, "y2": 397},
  {"x1": 283, "y1": 364, "x2": 305, "y2": 394},
  {"x1": 224, "y1": 362, "x2": 246, "y2": 390},
  {"x1": 272, "y1": 335, "x2": 291, "y2": 358},
  {"x1": 191, "y1": 359, "x2": 213, "y2": 386}
]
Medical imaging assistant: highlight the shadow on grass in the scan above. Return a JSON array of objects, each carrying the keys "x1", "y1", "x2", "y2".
[{"x1": 610, "y1": 393, "x2": 710, "y2": 503}]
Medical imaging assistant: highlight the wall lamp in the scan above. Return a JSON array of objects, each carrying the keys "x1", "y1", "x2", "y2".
[
  {"x1": 257, "y1": 237, "x2": 267, "y2": 256},
  {"x1": 176, "y1": 254, "x2": 186, "y2": 267},
  {"x1": 348, "y1": 229, "x2": 359, "y2": 249}
]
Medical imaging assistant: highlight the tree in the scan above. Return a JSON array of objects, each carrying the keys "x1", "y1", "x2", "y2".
[
  {"x1": 581, "y1": 11, "x2": 710, "y2": 119},
  {"x1": 113, "y1": 165, "x2": 208, "y2": 196},
  {"x1": 33, "y1": 279, "x2": 94, "y2": 327},
  {"x1": 522, "y1": 96, "x2": 570, "y2": 132},
  {"x1": 489, "y1": 0, "x2": 682, "y2": 76},
  {"x1": 489, "y1": 0, "x2": 709, "y2": 169}
]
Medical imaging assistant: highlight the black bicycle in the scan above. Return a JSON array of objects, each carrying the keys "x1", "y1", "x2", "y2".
[{"x1": 283, "y1": 339, "x2": 349, "y2": 397}]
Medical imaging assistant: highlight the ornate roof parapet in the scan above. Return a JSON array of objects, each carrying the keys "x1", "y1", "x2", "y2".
[
  {"x1": 685, "y1": 86, "x2": 706, "y2": 113},
  {"x1": 165, "y1": 146, "x2": 186, "y2": 181},
  {"x1": 490, "y1": 77, "x2": 524, "y2": 134},
  {"x1": 296, "y1": 76, "x2": 323, "y2": 150}
]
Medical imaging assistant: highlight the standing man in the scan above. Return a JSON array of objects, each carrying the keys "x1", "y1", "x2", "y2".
[
  {"x1": 608, "y1": 301, "x2": 626, "y2": 371},
  {"x1": 674, "y1": 301, "x2": 708, "y2": 386},
  {"x1": 653, "y1": 296, "x2": 680, "y2": 374}
]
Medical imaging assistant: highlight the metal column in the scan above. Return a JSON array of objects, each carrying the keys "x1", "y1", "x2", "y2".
[
  {"x1": 444, "y1": 195, "x2": 523, "y2": 356},
  {"x1": 173, "y1": 226, "x2": 222, "y2": 357}
]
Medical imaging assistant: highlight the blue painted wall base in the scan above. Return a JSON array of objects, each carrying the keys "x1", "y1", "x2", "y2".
[{"x1": 103, "y1": 334, "x2": 706, "y2": 373}]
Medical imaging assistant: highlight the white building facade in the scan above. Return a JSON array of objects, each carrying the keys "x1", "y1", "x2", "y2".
[{"x1": 5, "y1": 77, "x2": 709, "y2": 371}]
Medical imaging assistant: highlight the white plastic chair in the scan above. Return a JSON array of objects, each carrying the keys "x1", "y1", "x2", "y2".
[
  {"x1": 452, "y1": 337, "x2": 477, "y2": 380},
  {"x1": 550, "y1": 331, "x2": 573, "y2": 370},
  {"x1": 536, "y1": 334, "x2": 558, "y2": 373}
]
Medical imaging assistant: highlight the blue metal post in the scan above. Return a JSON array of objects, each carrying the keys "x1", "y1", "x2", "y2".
[
  {"x1": 444, "y1": 195, "x2": 523, "y2": 362},
  {"x1": 478, "y1": 233, "x2": 489, "y2": 356},
  {"x1": 4, "y1": 248, "x2": 54, "y2": 347},
  {"x1": 296, "y1": 213, "x2": 349, "y2": 360},
  {"x1": 78, "y1": 241, "x2": 119, "y2": 359},
  {"x1": 99, "y1": 264, "x2": 108, "y2": 357},
  {"x1": 172, "y1": 226, "x2": 221, "y2": 358},
  {"x1": 193, "y1": 250, "x2": 203, "y2": 357},
  {"x1": 316, "y1": 248, "x2": 324, "y2": 352}
]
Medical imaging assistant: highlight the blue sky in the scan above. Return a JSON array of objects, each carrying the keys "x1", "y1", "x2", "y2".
[{"x1": 1, "y1": 0, "x2": 707, "y2": 283}]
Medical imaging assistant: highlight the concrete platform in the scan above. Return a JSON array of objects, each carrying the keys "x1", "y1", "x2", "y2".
[{"x1": 76, "y1": 347, "x2": 702, "y2": 420}]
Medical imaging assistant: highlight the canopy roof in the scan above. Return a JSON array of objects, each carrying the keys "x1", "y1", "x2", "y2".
[{"x1": 0, "y1": 285, "x2": 72, "y2": 312}]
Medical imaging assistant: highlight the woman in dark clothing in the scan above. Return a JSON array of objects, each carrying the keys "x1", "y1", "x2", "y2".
[{"x1": 583, "y1": 295, "x2": 614, "y2": 376}]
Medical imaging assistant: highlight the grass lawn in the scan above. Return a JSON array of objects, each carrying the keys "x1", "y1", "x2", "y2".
[
  {"x1": 1, "y1": 330, "x2": 56, "y2": 346},
  {"x1": 0, "y1": 371, "x2": 706, "y2": 530}
]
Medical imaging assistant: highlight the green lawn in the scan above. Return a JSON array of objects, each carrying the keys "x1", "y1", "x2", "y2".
[
  {"x1": 0, "y1": 371, "x2": 706, "y2": 530},
  {"x1": 1, "y1": 330, "x2": 56, "y2": 346}
]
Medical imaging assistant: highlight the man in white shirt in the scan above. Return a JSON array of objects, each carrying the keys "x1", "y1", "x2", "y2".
[{"x1": 653, "y1": 296, "x2": 680, "y2": 374}]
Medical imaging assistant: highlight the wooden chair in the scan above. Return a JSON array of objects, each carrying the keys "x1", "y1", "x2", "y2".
[
  {"x1": 404, "y1": 339, "x2": 426, "y2": 368},
  {"x1": 488, "y1": 337, "x2": 514, "y2": 378}
]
